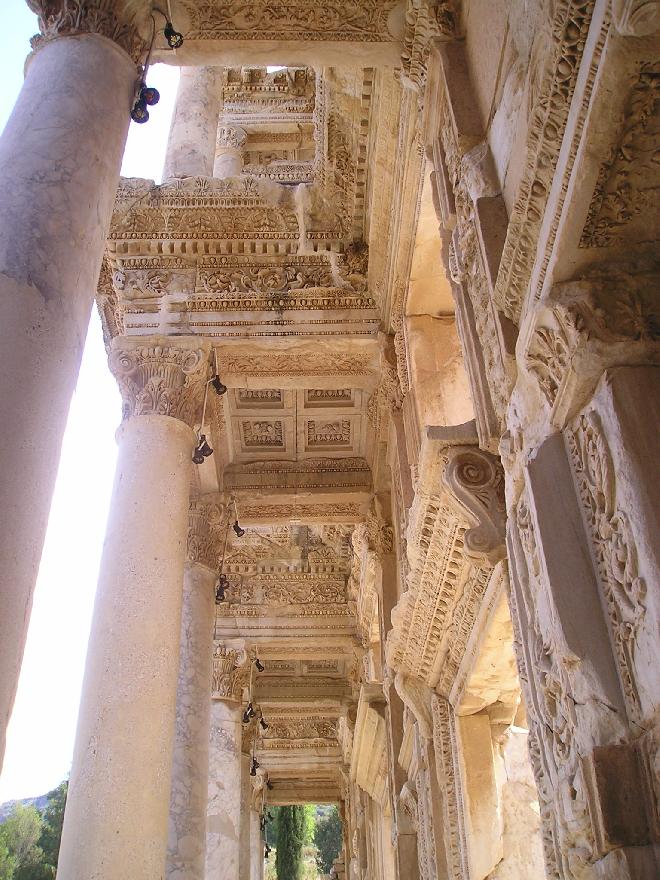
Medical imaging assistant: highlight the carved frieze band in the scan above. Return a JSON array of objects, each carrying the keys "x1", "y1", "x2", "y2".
[
  {"x1": 27, "y1": 0, "x2": 147, "y2": 62},
  {"x1": 109, "y1": 335, "x2": 210, "y2": 426}
]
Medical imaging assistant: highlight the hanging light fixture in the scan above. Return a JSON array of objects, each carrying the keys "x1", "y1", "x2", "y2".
[
  {"x1": 211, "y1": 374, "x2": 228, "y2": 396},
  {"x1": 233, "y1": 520, "x2": 245, "y2": 537},
  {"x1": 163, "y1": 19, "x2": 184, "y2": 48},
  {"x1": 255, "y1": 657, "x2": 265, "y2": 673},
  {"x1": 259, "y1": 715, "x2": 269, "y2": 731},
  {"x1": 192, "y1": 433, "x2": 213, "y2": 464},
  {"x1": 250, "y1": 755, "x2": 260, "y2": 776}
]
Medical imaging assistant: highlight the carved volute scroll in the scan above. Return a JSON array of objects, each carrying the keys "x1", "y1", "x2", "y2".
[
  {"x1": 27, "y1": 0, "x2": 149, "y2": 62},
  {"x1": 211, "y1": 641, "x2": 248, "y2": 701},
  {"x1": 109, "y1": 335, "x2": 210, "y2": 427},
  {"x1": 187, "y1": 500, "x2": 226, "y2": 572},
  {"x1": 443, "y1": 448, "x2": 506, "y2": 563}
]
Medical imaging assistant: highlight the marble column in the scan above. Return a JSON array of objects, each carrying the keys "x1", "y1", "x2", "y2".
[
  {"x1": 0, "y1": 6, "x2": 141, "y2": 770},
  {"x1": 166, "y1": 501, "x2": 224, "y2": 880},
  {"x1": 206, "y1": 690, "x2": 245, "y2": 878},
  {"x1": 249, "y1": 808, "x2": 264, "y2": 880},
  {"x1": 57, "y1": 336, "x2": 210, "y2": 880},
  {"x1": 163, "y1": 67, "x2": 223, "y2": 180},
  {"x1": 214, "y1": 125, "x2": 247, "y2": 179}
]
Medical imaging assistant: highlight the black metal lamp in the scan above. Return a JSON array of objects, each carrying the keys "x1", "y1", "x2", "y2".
[
  {"x1": 164, "y1": 20, "x2": 184, "y2": 48},
  {"x1": 211, "y1": 374, "x2": 227, "y2": 396},
  {"x1": 233, "y1": 520, "x2": 245, "y2": 537},
  {"x1": 192, "y1": 434, "x2": 213, "y2": 464},
  {"x1": 255, "y1": 657, "x2": 265, "y2": 673},
  {"x1": 249, "y1": 755, "x2": 260, "y2": 776}
]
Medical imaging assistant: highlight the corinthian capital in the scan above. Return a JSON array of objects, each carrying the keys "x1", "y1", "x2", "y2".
[
  {"x1": 109, "y1": 335, "x2": 211, "y2": 427},
  {"x1": 187, "y1": 500, "x2": 225, "y2": 571},
  {"x1": 211, "y1": 641, "x2": 248, "y2": 701},
  {"x1": 27, "y1": 0, "x2": 149, "y2": 62}
]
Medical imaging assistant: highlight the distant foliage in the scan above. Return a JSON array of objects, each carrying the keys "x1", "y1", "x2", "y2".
[
  {"x1": 0, "y1": 781, "x2": 67, "y2": 880},
  {"x1": 314, "y1": 806, "x2": 343, "y2": 874},
  {"x1": 275, "y1": 805, "x2": 306, "y2": 880}
]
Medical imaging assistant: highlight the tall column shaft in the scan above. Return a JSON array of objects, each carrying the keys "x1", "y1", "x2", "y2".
[
  {"x1": 166, "y1": 560, "x2": 216, "y2": 880},
  {"x1": 58, "y1": 336, "x2": 209, "y2": 880},
  {"x1": 58, "y1": 415, "x2": 194, "y2": 879},
  {"x1": 163, "y1": 67, "x2": 223, "y2": 179},
  {"x1": 0, "y1": 32, "x2": 135, "y2": 769},
  {"x1": 206, "y1": 700, "x2": 243, "y2": 879}
]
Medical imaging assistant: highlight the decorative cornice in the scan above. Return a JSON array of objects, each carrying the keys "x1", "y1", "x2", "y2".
[
  {"x1": 109, "y1": 335, "x2": 210, "y2": 427},
  {"x1": 187, "y1": 500, "x2": 225, "y2": 571},
  {"x1": 401, "y1": 0, "x2": 458, "y2": 94},
  {"x1": 27, "y1": 0, "x2": 148, "y2": 63}
]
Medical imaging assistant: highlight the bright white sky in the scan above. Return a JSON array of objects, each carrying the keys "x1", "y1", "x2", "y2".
[{"x1": 0, "y1": 2, "x2": 180, "y2": 802}]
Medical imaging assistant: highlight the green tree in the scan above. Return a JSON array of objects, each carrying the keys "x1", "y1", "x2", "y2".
[
  {"x1": 275, "y1": 805, "x2": 306, "y2": 880},
  {"x1": 0, "y1": 842, "x2": 16, "y2": 880},
  {"x1": 15, "y1": 781, "x2": 68, "y2": 880},
  {"x1": 314, "y1": 806, "x2": 343, "y2": 874},
  {"x1": 0, "y1": 804, "x2": 43, "y2": 878}
]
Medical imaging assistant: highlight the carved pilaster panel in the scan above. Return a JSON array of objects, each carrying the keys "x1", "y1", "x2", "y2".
[
  {"x1": 109, "y1": 335, "x2": 210, "y2": 427},
  {"x1": 430, "y1": 695, "x2": 468, "y2": 880},
  {"x1": 28, "y1": 0, "x2": 148, "y2": 61}
]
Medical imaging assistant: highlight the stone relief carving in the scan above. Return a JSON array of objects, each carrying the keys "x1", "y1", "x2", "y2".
[
  {"x1": 187, "y1": 500, "x2": 225, "y2": 571},
  {"x1": 179, "y1": 0, "x2": 401, "y2": 42},
  {"x1": 580, "y1": 62, "x2": 660, "y2": 248},
  {"x1": 431, "y1": 695, "x2": 468, "y2": 880},
  {"x1": 493, "y1": 0, "x2": 597, "y2": 323},
  {"x1": 211, "y1": 642, "x2": 249, "y2": 700},
  {"x1": 525, "y1": 276, "x2": 660, "y2": 418},
  {"x1": 401, "y1": 0, "x2": 457, "y2": 94},
  {"x1": 565, "y1": 409, "x2": 646, "y2": 716},
  {"x1": 27, "y1": 0, "x2": 147, "y2": 62},
  {"x1": 216, "y1": 125, "x2": 247, "y2": 150},
  {"x1": 108, "y1": 337, "x2": 209, "y2": 426}
]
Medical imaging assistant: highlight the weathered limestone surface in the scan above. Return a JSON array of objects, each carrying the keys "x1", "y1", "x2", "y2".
[
  {"x1": 3, "y1": 2, "x2": 658, "y2": 879},
  {"x1": 0, "y1": 31, "x2": 135, "y2": 771},
  {"x1": 206, "y1": 700, "x2": 243, "y2": 880},
  {"x1": 166, "y1": 557, "x2": 217, "y2": 880}
]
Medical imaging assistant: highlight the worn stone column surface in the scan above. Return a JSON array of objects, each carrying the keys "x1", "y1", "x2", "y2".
[
  {"x1": 214, "y1": 125, "x2": 247, "y2": 178},
  {"x1": 249, "y1": 808, "x2": 264, "y2": 880},
  {"x1": 206, "y1": 698, "x2": 244, "y2": 879},
  {"x1": 163, "y1": 67, "x2": 223, "y2": 179},
  {"x1": 57, "y1": 337, "x2": 209, "y2": 880},
  {"x1": 166, "y1": 501, "x2": 224, "y2": 880},
  {"x1": 0, "y1": 4, "x2": 141, "y2": 770}
]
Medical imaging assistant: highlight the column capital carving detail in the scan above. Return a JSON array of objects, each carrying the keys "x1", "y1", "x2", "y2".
[
  {"x1": 109, "y1": 335, "x2": 211, "y2": 427},
  {"x1": 187, "y1": 500, "x2": 226, "y2": 571},
  {"x1": 211, "y1": 641, "x2": 248, "y2": 701},
  {"x1": 27, "y1": 0, "x2": 148, "y2": 63}
]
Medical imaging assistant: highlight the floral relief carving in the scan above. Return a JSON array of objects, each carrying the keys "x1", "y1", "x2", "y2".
[
  {"x1": 179, "y1": 0, "x2": 401, "y2": 42},
  {"x1": 109, "y1": 337, "x2": 209, "y2": 426},
  {"x1": 566, "y1": 410, "x2": 646, "y2": 715},
  {"x1": 211, "y1": 642, "x2": 249, "y2": 700},
  {"x1": 580, "y1": 63, "x2": 660, "y2": 248},
  {"x1": 187, "y1": 501, "x2": 225, "y2": 571},
  {"x1": 493, "y1": 0, "x2": 597, "y2": 323},
  {"x1": 28, "y1": 0, "x2": 147, "y2": 62}
]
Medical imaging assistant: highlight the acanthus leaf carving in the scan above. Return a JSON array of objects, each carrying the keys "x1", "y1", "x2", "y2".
[
  {"x1": 187, "y1": 500, "x2": 225, "y2": 571},
  {"x1": 27, "y1": 0, "x2": 148, "y2": 62},
  {"x1": 109, "y1": 335, "x2": 210, "y2": 427},
  {"x1": 211, "y1": 641, "x2": 248, "y2": 701}
]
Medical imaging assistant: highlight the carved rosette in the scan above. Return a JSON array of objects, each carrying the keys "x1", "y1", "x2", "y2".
[
  {"x1": 187, "y1": 500, "x2": 225, "y2": 571},
  {"x1": 109, "y1": 336, "x2": 210, "y2": 428},
  {"x1": 27, "y1": 0, "x2": 148, "y2": 62},
  {"x1": 211, "y1": 641, "x2": 248, "y2": 701}
]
